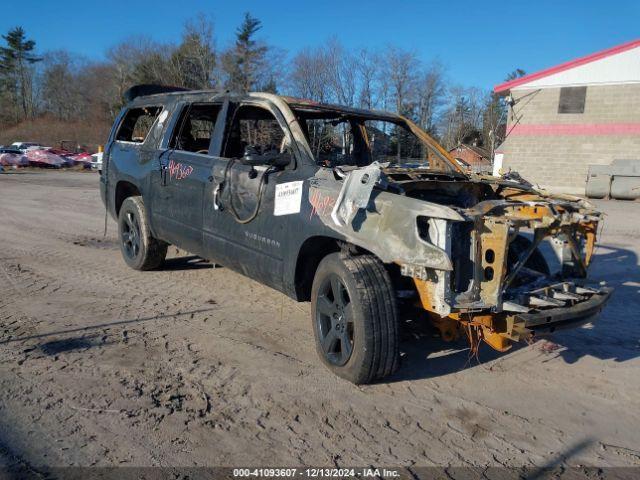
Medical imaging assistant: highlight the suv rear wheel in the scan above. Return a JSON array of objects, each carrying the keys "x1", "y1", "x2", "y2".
[
  {"x1": 311, "y1": 252, "x2": 399, "y2": 384},
  {"x1": 118, "y1": 196, "x2": 167, "y2": 270}
]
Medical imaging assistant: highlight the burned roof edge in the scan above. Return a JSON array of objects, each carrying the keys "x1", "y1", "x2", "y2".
[{"x1": 122, "y1": 86, "x2": 401, "y2": 120}]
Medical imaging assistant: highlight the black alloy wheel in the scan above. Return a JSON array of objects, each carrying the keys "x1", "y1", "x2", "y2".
[
  {"x1": 117, "y1": 196, "x2": 167, "y2": 271},
  {"x1": 315, "y1": 273, "x2": 354, "y2": 366},
  {"x1": 311, "y1": 252, "x2": 399, "y2": 384},
  {"x1": 121, "y1": 210, "x2": 141, "y2": 261}
]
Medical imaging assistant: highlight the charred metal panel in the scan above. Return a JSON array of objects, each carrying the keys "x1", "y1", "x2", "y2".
[
  {"x1": 307, "y1": 170, "x2": 461, "y2": 273},
  {"x1": 478, "y1": 218, "x2": 510, "y2": 307}
]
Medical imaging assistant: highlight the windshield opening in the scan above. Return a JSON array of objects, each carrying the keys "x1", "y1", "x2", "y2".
[{"x1": 292, "y1": 107, "x2": 457, "y2": 173}]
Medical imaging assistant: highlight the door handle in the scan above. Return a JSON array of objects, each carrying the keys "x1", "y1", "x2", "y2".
[
  {"x1": 160, "y1": 163, "x2": 168, "y2": 186},
  {"x1": 213, "y1": 182, "x2": 224, "y2": 211},
  {"x1": 158, "y1": 149, "x2": 173, "y2": 187}
]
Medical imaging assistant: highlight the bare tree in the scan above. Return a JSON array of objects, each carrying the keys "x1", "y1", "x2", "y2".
[
  {"x1": 106, "y1": 36, "x2": 165, "y2": 106},
  {"x1": 289, "y1": 46, "x2": 331, "y2": 102},
  {"x1": 376, "y1": 58, "x2": 391, "y2": 113},
  {"x1": 441, "y1": 86, "x2": 486, "y2": 149},
  {"x1": 256, "y1": 46, "x2": 287, "y2": 93},
  {"x1": 168, "y1": 14, "x2": 217, "y2": 89},
  {"x1": 381, "y1": 46, "x2": 418, "y2": 117},
  {"x1": 415, "y1": 60, "x2": 446, "y2": 134},
  {"x1": 482, "y1": 69, "x2": 526, "y2": 158},
  {"x1": 324, "y1": 38, "x2": 357, "y2": 107},
  {"x1": 82, "y1": 63, "x2": 119, "y2": 122},
  {"x1": 356, "y1": 48, "x2": 379, "y2": 110},
  {"x1": 379, "y1": 46, "x2": 419, "y2": 160},
  {"x1": 40, "y1": 50, "x2": 84, "y2": 120}
]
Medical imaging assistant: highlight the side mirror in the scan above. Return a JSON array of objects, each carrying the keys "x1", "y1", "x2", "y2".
[{"x1": 241, "y1": 145, "x2": 291, "y2": 168}]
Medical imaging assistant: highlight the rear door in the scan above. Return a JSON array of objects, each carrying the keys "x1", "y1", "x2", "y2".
[{"x1": 151, "y1": 102, "x2": 225, "y2": 255}]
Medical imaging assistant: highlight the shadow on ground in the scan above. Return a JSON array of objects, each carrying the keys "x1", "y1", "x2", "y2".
[
  {"x1": 551, "y1": 243, "x2": 640, "y2": 364},
  {"x1": 390, "y1": 242, "x2": 640, "y2": 382},
  {"x1": 38, "y1": 334, "x2": 111, "y2": 356},
  {"x1": 389, "y1": 319, "x2": 518, "y2": 382},
  {"x1": 162, "y1": 255, "x2": 217, "y2": 271}
]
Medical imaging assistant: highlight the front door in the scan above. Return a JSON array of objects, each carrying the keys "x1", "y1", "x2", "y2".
[
  {"x1": 203, "y1": 103, "x2": 300, "y2": 290},
  {"x1": 151, "y1": 102, "x2": 223, "y2": 255}
]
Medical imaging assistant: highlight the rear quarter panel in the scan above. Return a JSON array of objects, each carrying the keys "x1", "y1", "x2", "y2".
[{"x1": 103, "y1": 100, "x2": 177, "y2": 236}]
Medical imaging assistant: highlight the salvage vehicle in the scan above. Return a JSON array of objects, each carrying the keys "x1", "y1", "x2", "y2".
[
  {"x1": 10, "y1": 141, "x2": 41, "y2": 152},
  {"x1": 100, "y1": 85, "x2": 612, "y2": 384},
  {"x1": 90, "y1": 152, "x2": 104, "y2": 173}
]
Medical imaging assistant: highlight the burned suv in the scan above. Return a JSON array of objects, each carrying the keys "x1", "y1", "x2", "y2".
[{"x1": 101, "y1": 85, "x2": 611, "y2": 384}]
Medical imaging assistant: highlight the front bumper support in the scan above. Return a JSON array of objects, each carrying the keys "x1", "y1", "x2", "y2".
[{"x1": 515, "y1": 286, "x2": 613, "y2": 333}]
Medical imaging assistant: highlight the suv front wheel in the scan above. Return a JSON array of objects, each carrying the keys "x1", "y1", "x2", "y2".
[
  {"x1": 311, "y1": 252, "x2": 399, "y2": 384},
  {"x1": 118, "y1": 196, "x2": 167, "y2": 270}
]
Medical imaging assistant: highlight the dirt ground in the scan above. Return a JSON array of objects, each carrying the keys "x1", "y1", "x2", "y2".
[{"x1": 1, "y1": 171, "x2": 639, "y2": 474}]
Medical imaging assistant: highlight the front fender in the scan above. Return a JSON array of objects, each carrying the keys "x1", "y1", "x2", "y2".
[{"x1": 308, "y1": 178, "x2": 461, "y2": 271}]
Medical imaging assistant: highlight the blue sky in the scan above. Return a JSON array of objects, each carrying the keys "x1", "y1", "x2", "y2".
[{"x1": 2, "y1": 0, "x2": 638, "y2": 91}]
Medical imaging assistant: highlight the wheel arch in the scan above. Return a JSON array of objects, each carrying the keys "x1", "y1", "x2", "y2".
[
  {"x1": 114, "y1": 180, "x2": 142, "y2": 216},
  {"x1": 293, "y1": 236, "x2": 341, "y2": 301},
  {"x1": 293, "y1": 235, "x2": 386, "y2": 302}
]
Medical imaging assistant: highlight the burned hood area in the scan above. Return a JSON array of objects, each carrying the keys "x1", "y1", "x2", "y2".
[{"x1": 301, "y1": 112, "x2": 609, "y2": 355}]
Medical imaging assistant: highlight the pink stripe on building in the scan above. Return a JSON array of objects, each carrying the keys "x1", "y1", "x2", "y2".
[{"x1": 509, "y1": 123, "x2": 640, "y2": 136}]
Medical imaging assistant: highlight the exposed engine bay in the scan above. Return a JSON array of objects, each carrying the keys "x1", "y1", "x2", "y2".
[
  {"x1": 283, "y1": 98, "x2": 612, "y2": 354},
  {"x1": 313, "y1": 162, "x2": 611, "y2": 354}
]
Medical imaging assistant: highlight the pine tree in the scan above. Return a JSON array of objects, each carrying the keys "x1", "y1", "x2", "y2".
[
  {"x1": 0, "y1": 27, "x2": 41, "y2": 121},
  {"x1": 222, "y1": 13, "x2": 268, "y2": 92}
]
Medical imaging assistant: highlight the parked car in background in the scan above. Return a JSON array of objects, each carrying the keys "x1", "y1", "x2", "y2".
[
  {"x1": 69, "y1": 152, "x2": 93, "y2": 168},
  {"x1": 25, "y1": 149, "x2": 66, "y2": 168},
  {"x1": 11, "y1": 142, "x2": 42, "y2": 151},
  {"x1": 0, "y1": 147, "x2": 30, "y2": 167},
  {"x1": 46, "y1": 148, "x2": 76, "y2": 167},
  {"x1": 0, "y1": 147, "x2": 23, "y2": 155},
  {"x1": 46, "y1": 148, "x2": 92, "y2": 168},
  {"x1": 91, "y1": 152, "x2": 104, "y2": 172}
]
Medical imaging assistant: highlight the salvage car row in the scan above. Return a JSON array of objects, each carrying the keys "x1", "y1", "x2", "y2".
[{"x1": 0, "y1": 142, "x2": 96, "y2": 169}]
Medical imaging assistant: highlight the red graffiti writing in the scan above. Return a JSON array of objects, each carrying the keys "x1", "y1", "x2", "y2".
[
  {"x1": 168, "y1": 159, "x2": 194, "y2": 181},
  {"x1": 309, "y1": 189, "x2": 336, "y2": 220}
]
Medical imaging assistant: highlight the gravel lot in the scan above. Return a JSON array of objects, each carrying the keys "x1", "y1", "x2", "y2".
[{"x1": 1, "y1": 171, "x2": 639, "y2": 474}]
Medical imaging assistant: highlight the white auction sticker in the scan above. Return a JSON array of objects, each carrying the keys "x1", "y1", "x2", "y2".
[{"x1": 274, "y1": 181, "x2": 303, "y2": 216}]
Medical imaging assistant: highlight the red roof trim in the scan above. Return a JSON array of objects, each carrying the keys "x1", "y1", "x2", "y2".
[{"x1": 494, "y1": 39, "x2": 640, "y2": 93}]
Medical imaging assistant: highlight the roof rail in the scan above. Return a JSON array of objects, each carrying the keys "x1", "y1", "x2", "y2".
[{"x1": 123, "y1": 84, "x2": 191, "y2": 103}]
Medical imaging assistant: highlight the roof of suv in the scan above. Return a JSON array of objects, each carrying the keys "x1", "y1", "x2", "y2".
[{"x1": 127, "y1": 89, "x2": 401, "y2": 122}]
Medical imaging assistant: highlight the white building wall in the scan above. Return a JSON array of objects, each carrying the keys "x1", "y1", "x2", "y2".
[{"x1": 521, "y1": 46, "x2": 640, "y2": 89}]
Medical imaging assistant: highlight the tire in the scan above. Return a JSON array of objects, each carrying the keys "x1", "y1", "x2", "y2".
[
  {"x1": 311, "y1": 252, "x2": 399, "y2": 384},
  {"x1": 118, "y1": 196, "x2": 167, "y2": 271}
]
